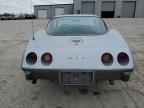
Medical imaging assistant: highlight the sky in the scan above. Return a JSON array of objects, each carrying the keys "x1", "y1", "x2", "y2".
[{"x1": 0, "y1": 0, "x2": 73, "y2": 14}]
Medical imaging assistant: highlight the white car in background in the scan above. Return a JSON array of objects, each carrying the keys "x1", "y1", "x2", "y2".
[{"x1": 21, "y1": 15, "x2": 135, "y2": 85}]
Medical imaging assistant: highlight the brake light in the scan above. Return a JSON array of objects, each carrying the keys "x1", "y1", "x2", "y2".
[
  {"x1": 118, "y1": 52, "x2": 129, "y2": 65},
  {"x1": 102, "y1": 53, "x2": 113, "y2": 65},
  {"x1": 41, "y1": 53, "x2": 53, "y2": 65},
  {"x1": 26, "y1": 52, "x2": 37, "y2": 65}
]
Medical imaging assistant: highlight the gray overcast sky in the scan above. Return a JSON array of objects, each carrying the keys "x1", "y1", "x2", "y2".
[{"x1": 0, "y1": 0, "x2": 73, "y2": 14}]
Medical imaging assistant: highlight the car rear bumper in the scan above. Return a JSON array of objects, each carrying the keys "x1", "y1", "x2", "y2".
[{"x1": 22, "y1": 69, "x2": 133, "y2": 84}]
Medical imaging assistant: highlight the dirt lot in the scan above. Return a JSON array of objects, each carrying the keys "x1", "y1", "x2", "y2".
[{"x1": 0, "y1": 19, "x2": 144, "y2": 108}]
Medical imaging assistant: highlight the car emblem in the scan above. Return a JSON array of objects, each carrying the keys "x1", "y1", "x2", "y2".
[{"x1": 70, "y1": 38, "x2": 83, "y2": 46}]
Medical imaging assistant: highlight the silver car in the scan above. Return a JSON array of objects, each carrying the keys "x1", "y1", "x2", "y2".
[{"x1": 21, "y1": 15, "x2": 135, "y2": 85}]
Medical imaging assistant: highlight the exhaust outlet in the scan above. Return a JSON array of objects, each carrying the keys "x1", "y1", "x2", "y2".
[
  {"x1": 109, "y1": 80, "x2": 114, "y2": 85},
  {"x1": 32, "y1": 79, "x2": 37, "y2": 84},
  {"x1": 122, "y1": 72, "x2": 131, "y2": 81}
]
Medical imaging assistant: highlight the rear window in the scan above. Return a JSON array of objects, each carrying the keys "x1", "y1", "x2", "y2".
[{"x1": 46, "y1": 16, "x2": 107, "y2": 36}]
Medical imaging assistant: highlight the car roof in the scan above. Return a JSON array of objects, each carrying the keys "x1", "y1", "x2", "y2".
[{"x1": 54, "y1": 14, "x2": 100, "y2": 18}]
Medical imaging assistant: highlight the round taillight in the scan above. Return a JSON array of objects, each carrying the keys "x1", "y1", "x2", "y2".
[
  {"x1": 41, "y1": 53, "x2": 53, "y2": 65},
  {"x1": 102, "y1": 53, "x2": 113, "y2": 65},
  {"x1": 26, "y1": 52, "x2": 37, "y2": 65},
  {"x1": 118, "y1": 52, "x2": 129, "y2": 65}
]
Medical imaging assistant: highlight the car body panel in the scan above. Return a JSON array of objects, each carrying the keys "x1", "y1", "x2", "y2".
[{"x1": 22, "y1": 29, "x2": 134, "y2": 70}]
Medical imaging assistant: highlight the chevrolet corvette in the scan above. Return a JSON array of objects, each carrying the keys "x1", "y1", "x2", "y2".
[{"x1": 21, "y1": 15, "x2": 135, "y2": 85}]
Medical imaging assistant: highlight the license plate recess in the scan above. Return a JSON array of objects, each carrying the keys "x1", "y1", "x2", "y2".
[{"x1": 60, "y1": 72, "x2": 93, "y2": 85}]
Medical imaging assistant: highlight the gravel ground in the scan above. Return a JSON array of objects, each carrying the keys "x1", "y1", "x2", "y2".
[{"x1": 0, "y1": 19, "x2": 144, "y2": 108}]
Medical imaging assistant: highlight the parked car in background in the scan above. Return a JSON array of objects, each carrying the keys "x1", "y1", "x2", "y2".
[
  {"x1": 0, "y1": 13, "x2": 36, "y2": 20},
  {"x1": 13, "y1": 15, "x2": 20, "y2": 20},
  {"x1": 0, "y1": 13, "x2": 15, "y2": 20},
  {"x1": 25, "y1": 14, "x2": 36, "y2": 19},
  {"x1": 0, "y1": 16, "x2": 8, "y2": 20}
]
